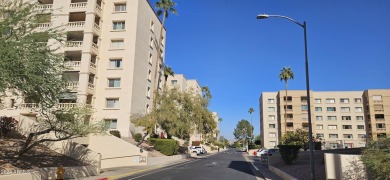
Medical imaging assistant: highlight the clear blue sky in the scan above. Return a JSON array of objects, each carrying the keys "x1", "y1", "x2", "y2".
[{"x1": 149, "y1": 0, "x2": 390, "y2": 141}]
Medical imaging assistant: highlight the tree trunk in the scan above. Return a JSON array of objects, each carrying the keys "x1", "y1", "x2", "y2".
[
  {"x1": 136, "y1": 132, "x2": 149, "y2": 146},
  {"x1": 18, "y1": 129, "x2": 52, "y2": 156},
  {"x1": 284, "y1": 81, "x2": 288, "y2": 136}
]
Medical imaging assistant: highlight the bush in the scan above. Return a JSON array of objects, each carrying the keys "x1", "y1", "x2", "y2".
[
  {"x1": 149, "y1": 138, "x2": 179, "y2": 156},
  {"x1": 0, "y1": 116, "x2": 18, "y2": 138},
  {"x1": 314, "y1": 142, "x2": 322, "y2": 150},
  {"x1": 361, "y1": 138, "x2": 390, "y2": 180},
  {"x1": 109, "y1": 130, "x2": 121, "y2": 138},
  {"x1": 134, "y1": 133, "x2": 142, "y2": 142},
  {"x1": 278, "y1": 145, "x2": 301, "y2": 165}
]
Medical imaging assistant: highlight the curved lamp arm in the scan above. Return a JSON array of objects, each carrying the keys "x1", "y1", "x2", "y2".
[{"x1": 257, "y1": 14, "x2": 304, "y2": 28}]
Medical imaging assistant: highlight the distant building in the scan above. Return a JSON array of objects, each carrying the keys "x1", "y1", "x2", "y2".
[{"x1": 260, "y1": 89, "x2": 390, "y2": 149}]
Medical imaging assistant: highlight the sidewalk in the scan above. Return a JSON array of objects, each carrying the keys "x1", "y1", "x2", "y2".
[
  {"x1": 82, "y1": 152, "x2": 219, "y2": 180},
  {"x1": 243, "y1": 153, "x2": 283, "y2": 180}
]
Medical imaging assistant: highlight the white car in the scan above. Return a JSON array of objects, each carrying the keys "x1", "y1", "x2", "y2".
[
  {"x1": 189, "y1": 146, "x2": 207, "y2": 155},
  {"x1": 256, "y1": 149, "x2": 268, "y2": 157}
]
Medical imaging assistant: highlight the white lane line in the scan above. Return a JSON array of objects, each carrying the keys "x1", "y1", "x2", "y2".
[
  {"x1": 127, "y1": 159, "x2": 200, "y2": 180},
  {"x1": 251, "y1": 162, "x2": 259, "y2": 171}
]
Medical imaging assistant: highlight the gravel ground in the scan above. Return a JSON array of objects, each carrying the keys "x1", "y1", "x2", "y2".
[{"x1": 0, "y1": 132, "x2": 86, "y2": 171}]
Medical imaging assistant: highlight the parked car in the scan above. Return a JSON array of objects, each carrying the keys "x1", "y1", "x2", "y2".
[
  {"x1": 189, "y1": 146, "x2": 207, "y2": 155},
  {"x1": 260, "y1": 148, "x2": 279, "y2": 161},
  {"x1": 256, "y1": 149, "x2": 268, "y2": 157}
]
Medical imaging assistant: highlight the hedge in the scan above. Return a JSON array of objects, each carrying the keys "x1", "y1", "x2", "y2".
[
  {"x1": 134, "y1": 133, "x2": 142, "y2": 142},
  {"x1": 278, "y1": 145, "x2": 301, "y2": 165},
  {"x1": 149, "y1": 138, "x2": 179, "y2": 156},
  {"x1": 109, "y1": 130, "x2": 121, "y2": 138}
]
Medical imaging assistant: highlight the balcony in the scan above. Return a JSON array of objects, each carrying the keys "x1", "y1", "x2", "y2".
[
  {"x1": 69, "y1": 2, "x2": 87, "y2": 11},
  {"x1": 93, "y1": 23, "x2": 101, "y2": 34},
  {"x1": 57, "y1": 103, "x2": 77, "y2": 109},
  {"x1": 91, "y1": 42, "x2": 99, "y2": 54},
  {"x1": 87, "y1": 83, "x2": 95, "y2": 93},
  {"x1": 376, "y1": 118, "x2": 385, "y2": 122},
  {"x1": 66, "y1": 41, "x2": 83, "y2": 51},
  {"x1": 64, "y1": 61, "x2": 81, "y2": 71},
  {"x1": 35, "y1": 4, "x2": 53, "y2": 11},
  {"x1": 67, "y1": 21, "x2": 85, "y2": 31},
  {"x1": 19, "y1": 103, "x2": 39, "y2": 110},
  {"x1": 89, "y1": 62, "x2": 96, "y2": 70},
  {"x1": 377, "y1": 128, "x2": 386, "y2": 132},
  {"x1": 66, "y1": 82, "x2": 79, "y2": 92},
  {"x1": 95, "y1": 4, "x2": 102, "y2": 16},
  {"x1": 37, "y1": 23, "x2": 51, "y2": 30}
]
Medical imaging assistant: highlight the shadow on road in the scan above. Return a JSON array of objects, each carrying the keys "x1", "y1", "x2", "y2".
[{"x1": 228, "y1": 161, "x2": 255, "y2": 177}]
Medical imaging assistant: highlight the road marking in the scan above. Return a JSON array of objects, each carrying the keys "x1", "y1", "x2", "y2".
[
  {"x1": 126, "y1": 159, "x2": 200, "y2": 180},
  {"x1": 251, "y1": 162, "x2": 259, "y2": 171}
]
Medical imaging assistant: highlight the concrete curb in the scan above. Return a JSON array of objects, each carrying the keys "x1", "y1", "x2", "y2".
[{"x1": 268, "y1": 165, "x2": 298, "y2": 180}]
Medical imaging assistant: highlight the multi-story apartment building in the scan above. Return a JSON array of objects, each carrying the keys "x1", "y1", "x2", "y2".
[
  {"x1": 0, "y1": 0, "x2": 166, "y2": 138},
  {"x1": 260, "y1": 89, "x2": 390, "y2": 149}
]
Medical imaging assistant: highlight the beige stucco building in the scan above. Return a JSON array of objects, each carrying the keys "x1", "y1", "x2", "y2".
[
  {"x1": 1, "y1": 0, "x2": 166, "y2": 138},
  {"x1": 260, "y1": 89, "x2": 390, "y2": 149}
]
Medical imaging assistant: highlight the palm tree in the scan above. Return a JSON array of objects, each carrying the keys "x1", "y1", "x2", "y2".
[
  {"x1": 218, "y1": 117, "x2": 223, "y2": 142},
  {"x1": 163, "y1": 65, "x2": 174, "y2": 85},
  {"x1": 279, "y1": 66, "x2": 294, "y2": 134},
  {"x1": 248, "y1": 107, "x2": 255, "y2": 139},
  {"x1": 153, "y1": 0, "x2": 177, "y2": 96},
  {"x1": 201, "y1": 86, "x2": 212, "y2": 100}
]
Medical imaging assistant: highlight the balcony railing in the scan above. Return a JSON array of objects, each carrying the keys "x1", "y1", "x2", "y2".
[
  {"x1": 66, "y1": 41, "x2": 83, "y2": 48},
  {"x1": 19, "y1": 103, "x2": 39, "y2": 110},
  {"x1": 64, "y1": 61, "x2": 81, "y2": 68},
  {"x1": 37, "y1": 23, "x2": 51, "y2": 30},
  {"x1": 35, "y1": 4, "x2": 53, "y2": 11},
  {"x1": 377, "y1": 128, "x2": 386, "y2": 131},
  {"x1": 69, "y1": 2, "x2": 87, "y2": 10},
  {"x1": 89, "y1": 62, "x2": 96, "y2": 70},
  {"x1": 95, "y1": 4, "x2": 102, "y2": 13},
  {"x1": 88, "y1": 83, "x2": 95, "y2": 91},
  {"x1": 94, "y1": 23, "x2": 100, "y2": 32},
  {"x1": 66, "y1": 82, "x2": 79, "y2": 91},
  {"x1": 376, "y1": 118, "x2": 385, "y2": 121},
  {"x1": 92, "y1": 42, "x2": 99, "y2": 51},
  {"x1": 67, "y1": 21, "x2": 85, "y2": 29},
  {"x1": 57, "y1": 103, "x2": 77, "y2": 109}
]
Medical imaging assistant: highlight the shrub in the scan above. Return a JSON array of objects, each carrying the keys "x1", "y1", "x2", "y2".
[
  {"x1": 109, "y1": 130, "x2": 121, "y2": 138},
  {"x1": 314, "y1": 142, "x2": 322, "y2": 150},
  {"x1": 151, "y1": 133, "x2": 159, "y2": 138},
  {"x1": 278, "y1": 145, "x2": 301, "y2": 165},
  {"x1": 0, "y1": 116, "x2": 18, "y2": 138},
  {"x1": 134, "y1": 133, "x2": 142, "y2": 142},
  {"x1": 361, "y1": 138, "x2": 390, "y2": 180},
  {"x1": 149, "y1": 138, "x2": 179, "y2": 156}
]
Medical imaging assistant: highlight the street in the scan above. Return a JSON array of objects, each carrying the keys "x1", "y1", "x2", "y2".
[{"x1": 117, "y1": 148, "x2": 263, "y2": 180}]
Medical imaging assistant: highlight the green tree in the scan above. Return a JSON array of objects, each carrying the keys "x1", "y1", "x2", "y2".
[
  {"x1": 281, "y1": 128, "x2": 309, "y2": 150},
  {"x1": 233, "y1": 119, "x2": 253, "y2": 148},
  {"x1": 254, "y1": 135, "x2": 261, "y2": 145},
  {"x1": 279, "y1": 66, "x2": 294, "y2": 134},
  {"x1": 0, "y1": 1, "x2": 67, "y2": 107},
  {"x1": 163, "y1": 65, "x2": 174, "y2": 84},
  {"x1": 361, "y1": 138, "x2": 390, "y2": 180}
]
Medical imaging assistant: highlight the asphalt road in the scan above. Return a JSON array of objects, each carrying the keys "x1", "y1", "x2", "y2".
[{"x1": 117, "y1": 148, "x2": 263, "y2": 180}]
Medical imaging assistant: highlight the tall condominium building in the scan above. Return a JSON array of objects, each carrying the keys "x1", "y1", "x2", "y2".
[
  {"x1": 0, "y1": 0, "x2": 166, "y2": 138},
  {"x1": 260, "y1": 89, "x2": 390, "y2": 149}
]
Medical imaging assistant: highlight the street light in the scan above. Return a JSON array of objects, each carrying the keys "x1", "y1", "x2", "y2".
[{"x1": 257, "y1": 14, "x2": 315, "y2": 180}]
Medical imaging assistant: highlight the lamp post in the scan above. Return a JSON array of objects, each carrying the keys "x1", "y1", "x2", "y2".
[{"x1": 257, "y1": 14, "x2": 315, "y2": 180}]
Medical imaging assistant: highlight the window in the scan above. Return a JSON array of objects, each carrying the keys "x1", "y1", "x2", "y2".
[
  {"x1": 340, "y1": 107, "x2": 350, "y2": 112},
  {"x1": 374, "y1": 104, "x2": 384, "y2": 111},
  {"x1": 150, "y1": 20, "x2": 154, "y2": 31},
  {"x1": 269, "y1": 124, "x2": 276, "y2": 128},
  {"x1": 283, "y1": 96, "x2": 292, "y2": 101},
  {"x1": 327, "y1": 107, "x2": 336, "y2": 112},
  {"x1": 326, "y1": 98, "x2": 335, "y2": 103},
  {"x1": 342, "y1": 125, "x2": 352, "y2": 130},
  {"x1": 340, "y1": 98, "x2": 349, "y2": 103},
  {"x1": 358, "y1": 134, "x2": 366, "y2": 139},
  {"x1": 267, "y1": 99, "x2": 275, "y2": 103},
  {"x1": 105, "y1": 119, "x2": 117, "y2": 129},
  {"x1": 286, "y1": 114, "x2": 293, "y2": 118},
  {"x1": 355, "y1": 107, "x2": 363, "y2": 112},
  {"x1": 341, "y1": 116, "x2": 351, "y2": 120},
  {"x1": 301, "y1": 96, "x2": 308, "y2": 102},
  {"x1": 108, "y1": 78, "x2": 121, "y2": 87},
  {"x1": 343, "y1": 134, "x2": 353, "y2": 139},
  {"x1": 114, "y1": 3, "x2": 126, "y2": 11},
  {"x1": 111, "y1": 40, "x2": 124, "y2": 48},
  {"x1": 287, "y1": 122, "x2": 293, "y2": 127},
  {"x1": 301, "y1": 105, "x2": 308, "y2": 111},
  {"x1": 148, "y1": 53, "x2": 153, "y2": 64},
  {"x1": 149, "y1": 37, "x2": 154, "y2": 48},
  {"x1": 328, "y1": 125, "x2": 337, "y2": 130},
  {"x1": 357, "y1": 125, "x2": 365, "y2": 130},
  {"x1": 146, "y1": 87, "x2": 151, "y2": 98},
  {"x1": 147, "y1": 70, "x2": 152, "y2": 81},
  {"x1": 284, "y1": 105, "x2": 293, "y2": 110},
  {"x1": 354, "y1": 98, "x2": 362, "y2": 103},
  {"x1": 106, "y1": 98, "x2": 119, "y2": 108},
  {"x1": 301, "y1": 114, "x2": 308, "y2": 120},
  {"x1": 314, "y1": 99, "x2": 321, "y2": 104},
  {"x1": 316, "y1": 116, "x2": 323, "y2": 121},
  {"x1": 315, "y1": 107, "x2": 322, "y2": 112},
  {"x1": 269, "y1": 133, "x2": 276, "y2": 138},
  {"x1": 109, "y1": 59, "x2": 122, "y2": 68},
  {"x1": 373, "y1": 95, "x2": 382, "y2": 101},
  {"x1": 171, "y1": 80, "x2": 177, "y2": 85},
  {"x1": 376, "y1": 123, "x2": 386, "y2": 129},
  {"x1": 268, "y1": 107, "x2": 275, "y2": 112},
  {"x1": 113, "y1": 21, "x2": 125, "y2": 30},
  {"x1": 316, "y1": 125, "x2": 323, "y2": 130},
  {"x1": 356, "y1": 116, "x2": 364, "y2": 121},
  {"x1": 316, "y1": 133, "x2": 324, "y2": 139},
  {"x1": 329, "y1": 134, "x2": 338, "y2": 138},
  {"x1": 327, "y1": 116, "x2": 337, "y2": 120},
  {"x1": 269, "y1": 141, "x2": 276, "y2": 147},
  {"x1": 146, "y1": 104, "x2": 150, "y2": 113},
  {"x1": 268, "y1": 115, "x2": 275, "y2": 120}
]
